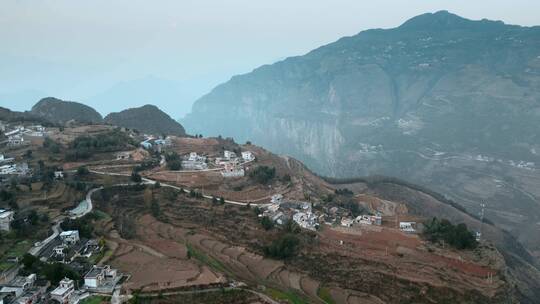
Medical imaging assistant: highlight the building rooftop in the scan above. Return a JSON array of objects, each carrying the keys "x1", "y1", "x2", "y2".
[
  {"x1": 85, "y1": 267, "x2": 104, "y2": 278},
  {"x1": 60, "y1": 230, "x2": 78, "y2": 236}
]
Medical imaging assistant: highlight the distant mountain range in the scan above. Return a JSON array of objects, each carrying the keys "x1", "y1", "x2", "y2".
[
  {"x1": 7, "y1": 97, "x2": 186, "y2": 136},
  {"x1": 182, "y1": 11, "x2": 540, "y2": 263}
]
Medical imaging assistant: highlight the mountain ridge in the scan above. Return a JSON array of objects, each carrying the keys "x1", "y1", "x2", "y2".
[{"x1": 182, "y1": 10, "x2": 540, "y2": 282}]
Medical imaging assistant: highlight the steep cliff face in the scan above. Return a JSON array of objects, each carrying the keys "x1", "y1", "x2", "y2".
[{"x1": 183, "y1": 11, "x2": 540, "y2": 260}]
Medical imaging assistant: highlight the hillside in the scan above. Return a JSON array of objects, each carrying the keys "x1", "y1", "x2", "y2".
[
  {"x1": 183, "y1": 11, "x2": 540, "y2": 261},
  {"x1": 0, "y1": 106, "x2": 52, "y2": 125},
  {"x1": 92, "y1": 136, "x2": 538, "y2": 303},
  {"x1": 1, "y1": 117, "x2": 537, "y2": 302},
  {"x1": 104, "y1": 104, "x2": 186, "y2": 136},
  {"x1": 31, "y1": 97, "x2": 103, "y2": 124}
]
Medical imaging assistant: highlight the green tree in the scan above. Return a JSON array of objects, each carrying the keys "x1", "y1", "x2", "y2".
[{"x1": 261, "y1": 217, "x2": 274, "y2": 230}]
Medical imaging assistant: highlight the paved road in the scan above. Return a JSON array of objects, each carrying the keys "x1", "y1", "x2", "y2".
[{"x1": 28, "y1": 220, "x2": 62, "y2": 256}]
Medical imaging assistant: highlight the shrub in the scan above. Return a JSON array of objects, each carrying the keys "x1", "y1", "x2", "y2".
[
  {"x1": 263, "y1": 234, "x2": 300, "y2": 259},
  {"x1": 248, "y1": 166, "x2": 276, "y2": 184},
  {"x1": 77, "y1": 167, "x2": 89, "y2": 176},
  {"x1": 261, "y1": 216, "x2": 274, "y2": 230}
]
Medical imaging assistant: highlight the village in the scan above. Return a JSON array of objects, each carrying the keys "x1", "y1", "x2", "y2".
[{"x1": 0, "y1": 118, "x2": 491, "y2": 304}]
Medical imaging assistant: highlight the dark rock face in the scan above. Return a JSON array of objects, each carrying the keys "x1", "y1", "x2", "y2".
[
  {"x1": 183, "y1": 11, "x2": 540, "y2": 269},
  {"x1": 105, "y1": 104, "x2": 186, "y2": 136},
  {"x1": 31, "y1": 97, "x2": 103, "y2": 124}
]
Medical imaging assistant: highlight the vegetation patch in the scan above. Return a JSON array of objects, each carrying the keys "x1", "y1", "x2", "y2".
[
  {"x1": 317, "y1": 286, "x2": 336, "y2": 304},
  {"x1": 423, "y1": 217, "x2": 477, "y2": 250},
  {"x1": 248, "y1": 166, "x2": 276, "y2": 184},
  {"x1": 266, "y1": 287, "x2": 309, "y2": 304},
  {"x1": 186, "y1": 243, "x2": 228, "y2": 274}
]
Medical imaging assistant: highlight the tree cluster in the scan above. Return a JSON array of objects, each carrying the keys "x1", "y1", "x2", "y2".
[
  {"x1": 165, "y1": 152, "x2": 182, "y2": 170},
  {"x1": 66, "y1": 130, "x2": 134, "y2": 161},
  {"x1": 263, "y1": 234, "x2": 300, "y2": 259},
  {"x1": 423, "y1": 217, "x2": 477, "y2": 250},
  {"x1": 248, "y1": 166, "x2": 276, "y2": 184},
  {"x1": 22, "y1": 254, "x2": 81, "y2": 285}
]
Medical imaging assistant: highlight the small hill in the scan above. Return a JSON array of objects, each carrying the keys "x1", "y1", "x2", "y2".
[
  {"x1": 31, "y1": 97, "x2": 103, "y2": 124},
  {"x1": 0, "y1": 106, "x2": 54, "y2": 125},
  {"x1": 104, "y1": 104, "x2": 186, "y2": 136}
]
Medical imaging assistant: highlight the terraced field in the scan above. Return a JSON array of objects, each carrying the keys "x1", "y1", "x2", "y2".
[{"x1": 94, "y1": 180, "x2": 514, "y2": 303}]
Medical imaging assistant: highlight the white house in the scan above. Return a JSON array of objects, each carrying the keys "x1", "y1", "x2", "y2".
[
  {"x1": 59, "y1": 230, "x2": 80, "y2": 245},
  {"x1": 84, "y1": 265, "x2": 117, "y2": 289},
  {"x1": 116, "y1": 151, "x2": 131, "y2": 160},
  {"x1": 293, "y1": 212, "x2": 318, "y2": 230},
  {"x1": 50, "y1": 277, "x2": 75, "y2": 304},
  {"x1": 182, "y1": 152, "x2": 208, "y2": 170},
  {"x1": 270, "y1": 194, "x2": 283, "y2": 205},
  {"x1": 7, "y1": 135, "x2": 24, "y2": 147},
  {"x1": 241, "y1": 151, "x2": 255, "y2": 161},
  {"x1": 354, "y1": 214, "x2": 382, "y2": 226},
  {"x1": 0, "y1": 164, "x2": 17, "y2": 175},
  {"x1": 5, "y1": 128, "x2": 23, "y2": 137},
  {"x1": 223, "y1": 150, "x2": 237, "y2": 160},
  {"x1": 54, "y1": 171, "x2": 65, "y2": 179},
  {"x1": 221, "y1": 163, "x2": 244, "y2": 177},
  {"x1": 399, "y1": 222, "x2": 416, "y2": 233},
  {"x1": 0, "y1": 274, "x2": 36, "y2": 298},
  {"x1": 341, "y1": 217, "x2": 354, "y2": 227},
  {"x1": 0, "y1": 209, "x2": 14, "y2": 231},
  {"x1": 53, "y1": 244, "x2": 68, "y2": 257}
]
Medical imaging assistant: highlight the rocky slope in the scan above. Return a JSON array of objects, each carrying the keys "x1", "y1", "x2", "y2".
[
  {"x1": 31, "y1": 97, "x2": 104, "y2": 124},
  {"x1": 183, "y1": 11, "x2": 540, "y2": 260},
  {"x1": 105, "y1": 104, "x2": 186, "y2": 136}
]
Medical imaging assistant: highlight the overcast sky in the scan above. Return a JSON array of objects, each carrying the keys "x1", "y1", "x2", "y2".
[{"x1": 0, "y1": 0, "x2": 538, "y2": 118}]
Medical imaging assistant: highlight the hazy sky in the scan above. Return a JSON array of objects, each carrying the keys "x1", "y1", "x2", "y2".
[{"x1": 0, "y1": 0, "x2": 539, "y2": 118}]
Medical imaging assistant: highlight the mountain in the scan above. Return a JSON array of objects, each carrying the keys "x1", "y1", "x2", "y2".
[
  {"x1": 31, "y1": 97, "x2": 103, "y2": 124},
  {"x1": 183, "y1": 11, "x2": 540, "y2": 262},
  {"x1": 104, "y1": 104, "x2": 186, "y2": 136}
]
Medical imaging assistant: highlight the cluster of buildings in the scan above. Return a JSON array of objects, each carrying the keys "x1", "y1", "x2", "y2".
[
  {"x1": 0, "y1": 163, "x2": 29, "y2": 177},
  {"x1": 49, "y1": 265, "x2": 120, "y2": 303},
  {"x1": 0, "y1": 274, "x2": 49, "y2": 304},
  {"x1": 3, "y1": 124, "x2": 48, "y2": 148},
  {"x1": 0, "y1": 227, "x2": 122, "y2": 304},
  {"x1": 42, "y1": 230, "x2": 101, "y2": 265},
  {"x1": 259, "y1": 194, "x2": 400, "y2": 233},
  {"x1": 0, "y1": 263, "x2": 121, "y2": 304},
  {"x1": 340, "y1": 214, "x2": 383, "y2": 228},
  {"x1": 259, "y1": 194, "x2": 320, "y2": 230},
  {"x1": 0, "y1": 154, "x2": 29, "y2": 177},
  {"x1": 177, "y1": 149, "x2": 255, "y2": 177},
  {"x1": 182, "y1": 152, "x2": 208, "y2": 170},
  {"x1": 217, "y1": 150, "x2": 254, "y2": 178},
  {"x1": 139, "y1": 136, "x2": 172, "y2": 151}
]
